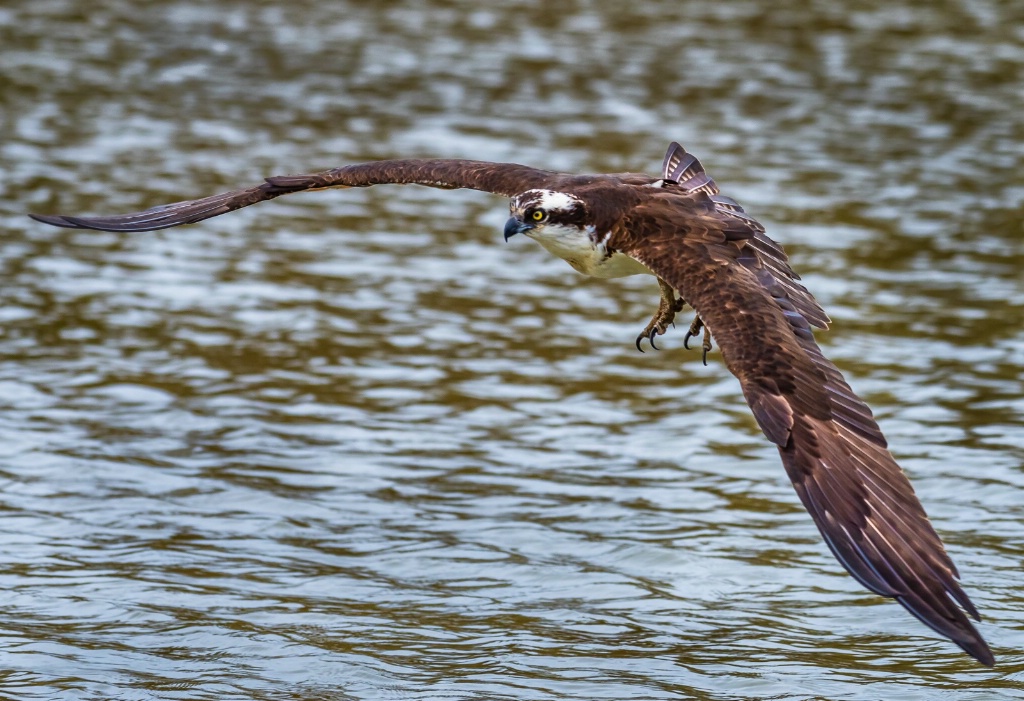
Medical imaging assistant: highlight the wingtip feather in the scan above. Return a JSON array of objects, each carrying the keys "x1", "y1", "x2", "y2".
[{"x1": 28, "y1": 213, "x2": 84, "y2": 229}]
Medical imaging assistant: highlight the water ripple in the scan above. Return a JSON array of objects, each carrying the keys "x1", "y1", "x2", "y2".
[{"x1": 2, "y1": 0, "x2": 1023, "y2": 699}]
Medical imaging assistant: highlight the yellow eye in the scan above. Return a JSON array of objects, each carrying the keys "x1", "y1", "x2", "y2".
[{"x1": 531, "y1": 209, "x2": 545, "y2": 221}]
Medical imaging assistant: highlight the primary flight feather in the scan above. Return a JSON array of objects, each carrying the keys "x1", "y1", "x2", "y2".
[{"x1": 30, "y1": 142, "x2": 993, "y2": 665}]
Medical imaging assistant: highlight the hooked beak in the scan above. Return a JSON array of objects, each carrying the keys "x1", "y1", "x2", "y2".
[{"x1": 503, "y1": 216, "x2": 533, "y2": 242}]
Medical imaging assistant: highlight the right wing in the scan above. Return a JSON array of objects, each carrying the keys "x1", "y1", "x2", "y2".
[{"x1": 29, "y1": 159, "x2": 564, "y2": 232}]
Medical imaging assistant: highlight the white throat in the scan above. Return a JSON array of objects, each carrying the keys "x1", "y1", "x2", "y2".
[{"x1": 527, "y1": 224, "x2": 652, "y2": 279}]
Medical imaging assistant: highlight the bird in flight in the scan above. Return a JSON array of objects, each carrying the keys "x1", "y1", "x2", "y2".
[{"x1": 30, "y1": 142, "x2": 993, "y2": 665}]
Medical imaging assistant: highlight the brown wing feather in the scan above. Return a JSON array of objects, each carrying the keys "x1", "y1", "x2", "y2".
[
  {"x1": 619, "y1": 196, "x2": 993, "y2": 666},
  {"x1": 29, "y1": 159, "x2": 563, "y2": 232},
  {"x1": 662, "y1": 142, "x2": 830, "y2": 331}
]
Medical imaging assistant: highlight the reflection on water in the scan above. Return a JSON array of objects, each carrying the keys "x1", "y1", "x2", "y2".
[{"x1": 2, "y1": 0, "x2": 1023, "y2": 698}]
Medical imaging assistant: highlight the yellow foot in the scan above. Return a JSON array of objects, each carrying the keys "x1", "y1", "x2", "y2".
[
  {"x1": 682, "y1": 315, "x2": 713, "y2": 366},
  {"x1": 635, "y1": 279, "x2": 685, "y2": 352}
]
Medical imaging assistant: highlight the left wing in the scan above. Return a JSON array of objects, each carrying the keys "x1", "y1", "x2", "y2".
[
  {"x1": 619, "y1": 194, "x2": 993, "y2": 665},
  {"x1": 662, "y1": 141, "x2": 830, "y2": 331},
  {"x1": 29, "y1": 159, "x2": 564, "y2": 233}
]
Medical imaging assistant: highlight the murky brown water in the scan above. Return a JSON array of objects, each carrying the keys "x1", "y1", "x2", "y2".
[{"x1": 2, "y1": 1, "x2": 1023, "y2": 698}]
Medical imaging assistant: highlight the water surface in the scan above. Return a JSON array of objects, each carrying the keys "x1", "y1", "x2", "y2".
[{"x1": 2, "y1": 1, "x2": 1023, "y2": 699}]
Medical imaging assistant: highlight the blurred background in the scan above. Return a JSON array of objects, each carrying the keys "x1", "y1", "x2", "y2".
[{"x1": 1, "y1": 1, "x2": 1023, "y2": 698}]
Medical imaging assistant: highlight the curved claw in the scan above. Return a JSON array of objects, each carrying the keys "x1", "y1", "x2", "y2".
[
  {"x1": 701, "y1": 326, "x2": 712, "y2": 366},
  {"x1": 684, "y1": 315, "x2": 703, "y2": 352},
  {"x1": 635, "y1": 335, "x2": 646, "y2": 353},
  {"x1": 648, "y1": 327, "x2": 660, "y2": 351}
]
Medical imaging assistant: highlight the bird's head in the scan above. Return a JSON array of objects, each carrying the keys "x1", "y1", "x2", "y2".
[{"x1": 504, "y1": 189, "x2": 588, "y2": 242}]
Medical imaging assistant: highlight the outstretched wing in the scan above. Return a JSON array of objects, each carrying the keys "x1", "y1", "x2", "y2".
[
  {"x1": 662, "y1": 142, "x2": 830, "y2": 331},
  {"x1": 620, "y1": 197, "x2": 993, "y2": 666},
  {"x1": 29, "y1": 159, "x2": 564, "y2": 232}
]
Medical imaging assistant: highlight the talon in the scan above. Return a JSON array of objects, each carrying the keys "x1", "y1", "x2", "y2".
[
  {"x1": 701, "y1": 326, "x2": 712, "y2": 366},
  {"x1": 683, "y1": 315, "x2": 703, "y2": 350},
  {"x1": 636, "y1": 279, "x2": 687, "y2": 354}
]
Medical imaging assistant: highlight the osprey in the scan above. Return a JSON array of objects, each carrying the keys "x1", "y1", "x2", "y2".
[{"x1": 30, "y1": 142, "x2": 993, "y2": 665}]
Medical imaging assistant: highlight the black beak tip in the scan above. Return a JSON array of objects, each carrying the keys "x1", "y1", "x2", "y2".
[{"x1": 503, "y1": 216, "x2": 528, "y2": 242}]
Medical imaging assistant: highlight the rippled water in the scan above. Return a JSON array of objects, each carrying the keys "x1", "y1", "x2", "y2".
[{"x1": 2, "y1": 1, "x2": 1023, "y2": 698}]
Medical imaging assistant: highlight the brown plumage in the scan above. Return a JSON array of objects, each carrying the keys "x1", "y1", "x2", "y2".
[{"x1": 29, "y1": 143, "x2": 993, "y2": 665}]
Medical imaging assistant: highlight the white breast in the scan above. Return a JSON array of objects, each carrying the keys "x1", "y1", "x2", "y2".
[{"x1": 526, "y1": 224, "x2": 653, "y2": 279}]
